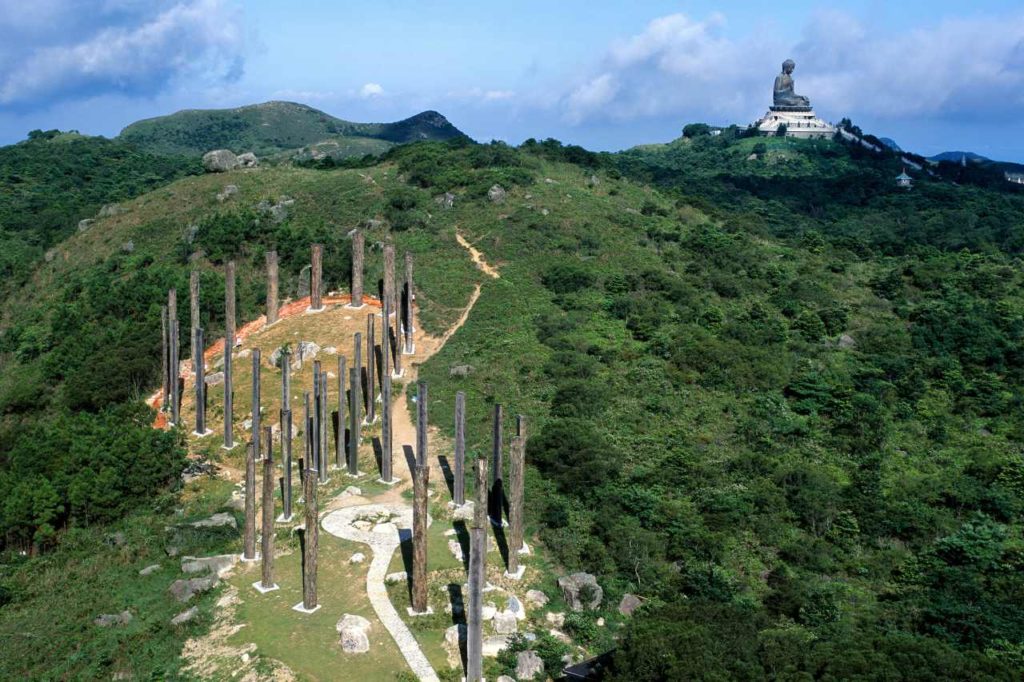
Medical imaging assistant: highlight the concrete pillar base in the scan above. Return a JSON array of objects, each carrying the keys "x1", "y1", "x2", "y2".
[
  {"x1": 377, "y1": 477, "x2": 400, "y2": 486},
  {"x1": 292, "y1": 602, "x2": 322, "y2": 614},
  {"x1": 275, "y1": 514, "x2": 294, "y2": 524},
  {"x1": 503, "y1": 566, "x2": 526, "y2": 581},
  {"x1": 252, "y1": 581, "x2": 280, "y2": 594},
  {"x1": 239, "y1": 553, "x2": 261, "y2": 563},
  {"x1": 192, "y1": 429, "x2": 215, "y2": 438},
  {"x1": 407, "y1": 606, "x2": 435, "y2": 617},
  {"x1": 304, "y1": 306, "x2": 326, "y2": 314}
]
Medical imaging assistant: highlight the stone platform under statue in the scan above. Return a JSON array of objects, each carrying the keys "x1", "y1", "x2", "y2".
[{"x1": 752, "y1": 59, "x2": 836, "y2": 139}]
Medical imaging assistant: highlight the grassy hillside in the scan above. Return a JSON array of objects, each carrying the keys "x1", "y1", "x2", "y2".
[
  {"x1": 1, "y1": 133, "x2": 1023, "y2": 678},
  {"x1": 118, "y1": 101, "x2": 466, "y2": 158}
]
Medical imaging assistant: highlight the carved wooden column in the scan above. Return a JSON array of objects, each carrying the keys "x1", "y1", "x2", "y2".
[
  {"x1": 298, "y1": 458, "x2": 319, "y2": 612},
  {"x1": 417, "y1": 380, "x2": 428, "y2": 467},
  {"x1": 354, "y1": 332, "x2": 364, "y2": 424},
  {"x1": 189, "y1": 268, "x2": 200, "y2": 361},
  {"x1": 243, "y1": 441, "x2": 257, "y2": 561},
  {"x1": 454, "y1": 391, "x2": 466, "y2": 505},
  {"x1": 393, "y1": 285, "x2": 403, "y2": 376},
  {"x1": 411, "y1": 463, "x2": 430, "y2": 614},
  {"x1": 348, "y1": 367, "x2": 360, "y2": 476},
  {"x1": 490, "y1": 404, "x2": 503, "y2": 525},
  {"x1": 507, "y1": 432, "x2": 526, "y2": 578},
  {"x1": 252, "y1": 350, "x2": 262, "y2": 462},
  {"x1": 266, "y1": 250, "x2": 279, "y2": 326},
  {"x1": 301, "y1": 392, "x2": 311, "y2": 487},
  {"x1": 381, "y1": 372, "x2": 393, "y2": 483},
  {"x1": 223, "y1": 262, "x2": 235, "y2": 449},
  {"x1": 280, "y1": 407, "x2": 293, "y2": 522},
  {"x1": 382, "y1": 294, "x2": 392, "y2": 381},
  {"x1": 367, "y1": 314, "x2": 376, "y2": 423},
  {"x1": 160, "y1": 305, "x2": 169, "y2": 412},
  {"x1": 312, "y1": 361, "x2": 322, "y2": 482},
  {"x1": 319, "y1": 371, "x2": 329, "y2": 483},
  {"x1": 310, "y1": 243, "x2": 323, "y2": 311},
  {"x1": 403, "y1": 252, "x2": 414, "y2": 354},
  {"x1": 258, "y1": 426, "x2": 278, "y2": 591},
  {"x1": 383, "y1": 244, "x2": 395, "y2": 315},
  {"x1": 193, "y1": 327, "x2": 207, "y2": 436},
  {"x1": 336, "y1": 356, "x2": 346, "y2": 469},
  {"x1": 170, "y1": 318, "x2": 180, "y2": 425},
  {"x1": 350, "y1": 231, "x2": 364, "y2": 307},
  {"x1": 466, "y1": 458, "x2": 488, "y2": 681}
]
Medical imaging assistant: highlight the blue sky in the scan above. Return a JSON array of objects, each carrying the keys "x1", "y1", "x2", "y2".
[{"x1": 1, "y1": 0, "x2": 1023, "y2": 160}]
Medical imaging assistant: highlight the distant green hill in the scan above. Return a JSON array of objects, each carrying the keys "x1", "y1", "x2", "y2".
[{"x1": 117, "y1": 101, "x2": 466, "y2": 158}]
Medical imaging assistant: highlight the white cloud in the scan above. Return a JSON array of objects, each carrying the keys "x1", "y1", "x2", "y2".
[
  {"x1": 559, "y1": 10, "x2": 1024, "y2": 126},
  {"x1": 483, "y1": 90, "x2": 515, "y2": 101},
  {"x1": 0, "y1": 0, "x2": 244, "y2": 107},
  {"x1": 360, "y1": 82, "x2": 384, "y2": 98}
]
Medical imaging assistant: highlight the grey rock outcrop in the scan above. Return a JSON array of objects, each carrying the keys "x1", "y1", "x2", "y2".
[
  {"x1": 525, "y1": 589, "x2": 548, "y2": 607},
  {"x1": 202, "y1": 149, "x2": 239, "y2": 173},
  {"x1": 493, "y1": 610, "x2": 518, "y2": 634},
  {"x1": 482, "y1": 635, "x2": 510, "y2": 657},
  {"x1": 205, "y1": 371, "x2": 225, "y2": 386},
  {"x1": 237, "y1": 152, "x2": 258, "y2": 168},
  {"x1": 78, "y1": 218, "x2": 95, "y2": 232},
  {"x1": 94, "y1": 610, "x2": 133, "y2": 627},
  {"x1": 336, "y1": 614, "x2": 372, "y2": 653},
  {"x1": 168, "y1": 576, "x2": 219, "y2": 602},
  {"x1": 449, "y1": 364, "x2": 474, "y2": 378},
  {"x1": 180, "y1": 554, "x2": 238, "y2": 577},
  {"x1": 189, "y1": 512, "x2": 237, "y2": 529},
  {"x1": 171, "y1": 606, "x2": 199, "y2": 625},
  {"x1": 139, "y1": 564, "x2": 161, "y2": 576},
  {"x1": 618, "y1": 593, "x2": 642, "y2": 616},
  {"x1": 558, "y1": 572, "x2": 602, "y2": 611},
  {"x1": 216, "y1": 184, "x2": 238, "y2": 202},
  {"x1": 488, "y1": 184, "x2": 507, "y2": 203},
  {"x1": 516, "y1": 650, "x2": 545, "y2": 680}
]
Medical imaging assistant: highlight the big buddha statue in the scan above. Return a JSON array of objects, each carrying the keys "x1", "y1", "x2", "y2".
[{"x1": 773, "y1": 59, "x2": 810, "y2": 109}]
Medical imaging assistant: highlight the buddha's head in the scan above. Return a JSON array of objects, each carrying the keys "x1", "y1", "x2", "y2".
[{"x1": 782, "y1": 59, "x2": 796, "y2": 75}]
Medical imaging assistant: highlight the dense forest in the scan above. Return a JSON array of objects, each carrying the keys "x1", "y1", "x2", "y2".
[{"x1": 1, "y1": 124, "x2": 1023, "y2": 678}]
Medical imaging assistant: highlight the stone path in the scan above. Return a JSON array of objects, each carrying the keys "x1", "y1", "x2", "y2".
[{"x1": 322, "y1": 504, "x2": 438, "y2": 682}]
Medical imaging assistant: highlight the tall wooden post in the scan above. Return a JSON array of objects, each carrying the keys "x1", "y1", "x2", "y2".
[
  {"x1": 367, "y1": 315, "x2": 376, "y2": 423},
  {"x1": 403, "y1": 252, "x2": 414, "y2": 354},
  {"x1": 312, "y1": 362, "x2": 321, "y2": 482},
  {"x1": 337, "y1": 356, "x2": 347, "y2": 469},
  {"x1": 260, "y1": 426, "x2": 277, "y2": 590},
  {"x1": 310, "y1": 243, "x2": 323, "y2": 311},
  {"x1": 266, "y1": 250, "x2": 279, "y2": 326},
  {"x1": 507, "y1": 433, "x2": 526, "y2": 576},
  {"x1": 382, "y1": 294, "x2": 392, "y2": 380},
  {"x1": 381, "y1": 373, "x2": 393, "y2": 483},
  {"x1": 383, "y1": 244, "x2": 395, "y2": 318},
  {"x1": 281, "y1": 408, "x2": 293, "y2": 521},
  {"x1": 160, "y1": 305, "x2": 169, "y2": 412},
  {"x1": 193, "y1": 327, "x2": 207, "y2": 435},
  {"x1": 189, "y1": 268, "x2": 200, "y2": 360},
  {"x1": 319, "y1": 371, "x2": 329, "y2": 483},
  {"x1": 243, "y1": 441, "x2": 257, "y2": 561},
  {"x1": 351, "y1": 231, "x2": 364, "y2": 307},
  {"x1": 348, "y1": 367, "x2": 360, "y2": 475},
  {"x1": 490, "y1": 404, "x2": 503, "y2": 525},
  {"x1": 454, "y1": 392, "x2": 466, "y2": 505},
  {"x1": 411, "y1": 463, "x2": 430, "y2": 613},
  {"x1": 393, "y1": 285, "x2": 403, "y2": 376},
  {"x1": 223, "y1": 262, "x2": 235, "y2": 449},
  {"x1": 301, "y1": 459, "x2": 319, "y2": 611},
  {"x1": 302, "y1": 392, "x2": 311, "y2": 487},
  {"x1": 170, "y1": 318, "x2": 180, "y2": 425},
  {"x1": 354, "y1": 332, "x2": 364, "y2": 423},
  {"x1": 417, "y1": 381, "x2": 428, "y2": 467},
  {"x1": 252, "y1": 350, "x2": 262, "y2": 462},
  {"x1": 466, "y1": 458, "x2": 488, "y2": 681}
]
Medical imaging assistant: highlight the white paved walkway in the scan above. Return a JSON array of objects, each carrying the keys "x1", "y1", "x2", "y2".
[{"x1": 322, "y1": 504, "x2": 438, "y2": 682}]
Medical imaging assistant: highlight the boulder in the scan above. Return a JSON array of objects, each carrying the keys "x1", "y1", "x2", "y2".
[
  {"x1": 505, "y1": 595, "x2": 526, "y2": 620},
  {"x1": 516, "y1": 650, "x2": 545, "y2": 680},
  {"x1": 452, "y1": 501, "x2": 475, "y2": 522},
  {"x1": 139, "y1": 564, "x2": 161, "y2": 576},
  {"x1": 205, "y1": 371, "x2": 225, "y2": 386},
  {"x1": 498, "y1": 677, "x2": 516, "y2": 682},
  {"x1": 838, "y1": 333, "x2": 856, "y2": 349},
  {"x1": 78, "y1": 218, "x2": 95, "y2": 232},
  {"x1": 350, "y1": 553, "x2": 366, "y2": 564},
  {"x1": 202, "y1": 149, "x2": 239, "y2": 173},
  {"x1": 336, "y1": 614, "x2": 371, "y2": 653},
  {"x1": 94, "y1": 610, "x2": 133, "y2": 627},
  {"x1": 121, "y1": 241, "x2": 134, "y2": 253},
  {"x1": 342, "y1": 486, "x2": 362, "y2": 497},
  {"x1": 586, "y1": 174, "x2": 600, "y2": 187},
  {"x1": 385, "y1": 571, "x2": 407, "y2": 584},
  {"x1": 545, "y1": 611, "x2": 565, "y2": 627},
  {"x1": 105, "y1": 531, "x2": 127, "y2": 547},
  {"x1": 168, "y1": 576, "x2": 219, "y2": 602},
  {"x1": 488, "y1": 184, "x2": 507, "y2": 203},
  {"x1": 525, "y1": 590, "x2": 548, "y2": 607},
  {"x1": 493, "y1": 611, "x2": 518, "y2": 634},
  {"x1": 216, "y1": 184, "x2": 238, "y2": 202},
  {"x1": 483, "y1": 635, "x2": 511, "y2": 657},
  {"x1": 435, "y1": 192, "x2": 455, "y2": 209},
  {"x1": 618, "y1": 593, "x2": 642, "y2": 616},
  {"x1": 181, "y1": 554, "x2": 238, "y2": 577},
  {"x1": 449, "y1": 364, "x2": 474, "y2": 378},
  {"x1": 189, "y1": 512, "x2": 237, "y2": 530},
  {"x1": 98, "y1": 203, "x2": 125, "y2": 218},
  {"x1": 237, "y1": 152, "x2": 259, "y2": 168},
  {"x1": 444, "y1": 623, "x2": 465, "y2": 647},
  {"x1": 482, "y1": 601, "x2": 498, "y2": 621},
  {"x1": 558, "y1": 572, "x2": 602, "y2": 611},
  {"x1": 171, "y1": 606, "x2": 198, "y2": 625}
]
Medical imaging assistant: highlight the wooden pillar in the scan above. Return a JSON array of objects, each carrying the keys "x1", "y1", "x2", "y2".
[
  {"x1": 224, "y1": 262, "x2": 235, "y2": 449},
  {"x1": 260, "y1": 426, "x2": 276, "y2": 589},
  {"x1": 354, "y1": 332, "x2": 364, "y2": 423},
  {"x1": 310, "y1": 243, "x2": 323, "y2": 311},
  {"x1": 348, "y1": 367, "x2": 360, "y2": 475},
  {"x1": 416, "y1": 381, "x2": 428, "y2": 468},
  {"x1": 381, "y1": 372, "x2": 393, "y2": 482},
  {"x1": 403, "y1": 252, "x2": 414, "y2": 354},
  {"x1": 454, "y1": 391, "x2": 466, "y2": 505},
  {"x1": 336, "y1": 356, "x2": 346, "y2": 469},
  {"x1": 189, "y1": 268, "x2": 200, "y2": 361},
  {"x1": 193, "y1": 327, "x2": 207, "y2": 435},
  {"x1": 319, "y1": 371, "x2": 329, "y2": 483},
  {"x1": 302, "y1": 459, "x2": 319, "y2": 610},
  {"x1": 507, "y1": 433, "x2": 526, "y2": 576},
  {"x1": 170, "y1": 318, "x2": 180, "y2": 425},
  {"x1": 411, "y1": 463, "x2": 429, "y2": 613},
  {"x1": 266, "y1": 250, "x2": 279, "y2": 325},
  {"x1": 382, "y1": 293, "x2": 392, "y2": 380},
  {"x1": 393, "y1": 285, "x2": 403, "y2": 376},
  {"x1": 252, "y1": 350, "x2": 261, "y2": 462},
  {"x1": 302, "y1": 392, "x2": 311, "y2": 487},
  {"x1": 383, "y1": 244, "x2": 395, "y2": 313},
  {"x1": 466, "y1": 458, "x2": 488, "y2": 681},
  {"x1": 367, "y1": 315, "x2": 376, "y2": 423},
  {"x1": 490, "y1": 404, "x2": 503, "y2": 525},
  {"x1": 312, "y1": 362, "x2": 321, "y2": 482},
  {"x1": 281, "y1": 408, "x2": 293, "y2": 521},
  {"x1": 243, "y1": 441, "x2": 257, "y2": 560},
  {"x1": 160, "y1": 305, "x2": 169, "y2": 412},
  {"x1": 351, "y1": 231, "x2": 364, "y2": 306}
]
